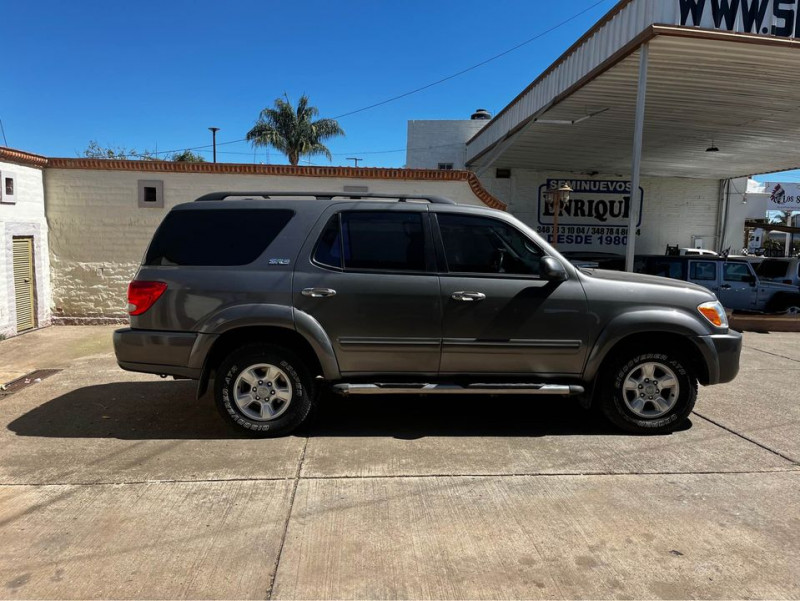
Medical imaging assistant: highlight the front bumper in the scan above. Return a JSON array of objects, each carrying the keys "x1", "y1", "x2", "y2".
[
  {"x1": 113, "y1": 327, "x2": 206, "y2": 379},
  {"x1": 696, "y1": 331, "x2": 742, "y2": 385}
]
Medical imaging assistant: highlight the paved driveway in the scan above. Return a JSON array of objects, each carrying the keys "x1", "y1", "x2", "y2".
[{"x1": 0, "y1": 327, "x2": 798, "y2": 599}]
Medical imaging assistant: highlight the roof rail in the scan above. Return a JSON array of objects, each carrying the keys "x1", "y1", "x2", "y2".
[{"x1": 193, "y1": 191, "x2": 457, "y2": 205}]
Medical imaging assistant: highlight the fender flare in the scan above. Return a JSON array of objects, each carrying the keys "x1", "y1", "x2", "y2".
[
  {"x1": 583, "y1": 308, "x2": 714, "y2": 384},
  {"x1": 190, "y1": 304, "x2": 341, "y2": 397}
]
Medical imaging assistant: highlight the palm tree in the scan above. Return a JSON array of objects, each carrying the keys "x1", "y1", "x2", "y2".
[{"x1": 246, "y1": 94, "x2": 344, "y2": 166}]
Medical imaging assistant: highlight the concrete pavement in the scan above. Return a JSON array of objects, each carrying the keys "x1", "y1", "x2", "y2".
[{"x1": 0, "y1": 326, "x2": 798, "y2": 599}]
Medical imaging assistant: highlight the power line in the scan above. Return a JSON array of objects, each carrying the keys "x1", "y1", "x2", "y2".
[
  {"x1": 100, "y1": 0, "x2": 612, "y2": 160},
  {"x1": 331, "y1": 0, "x2": 611, "y2": 120},
  {"x1": 0, "y1": 118, "x2": 8, "y2": 146},
  {"x1": 212, "y1": 141, "x2": 466, "y2": 157}
]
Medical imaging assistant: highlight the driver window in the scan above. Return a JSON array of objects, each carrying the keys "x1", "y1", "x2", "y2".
[
  {"x1": 723, "y1": 263, "x2": 751, "y2": 282},
  {"x1": 437, "y1": 214, "x2": 542, "y2": 276}
]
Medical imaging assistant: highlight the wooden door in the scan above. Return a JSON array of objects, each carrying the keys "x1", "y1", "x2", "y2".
[{"x1": 12, "y1": 237, "x2": 36, "y2": 332}]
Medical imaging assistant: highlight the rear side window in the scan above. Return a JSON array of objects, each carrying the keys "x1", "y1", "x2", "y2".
[
  {"x1": 313, "y1": 211, "x2": 426, "y2": 272},
  {"x1": 145, "y1": 209, "x2": 293, "y2": 266},
  {"x1": 690, "y1": 261, "x2": 717, "y2": 281},
  {"x1": 643, "y1": 258, "x2": 685, "y2": 279},
  {"x1": 756, "y1": 260, "x2": 789, "y2": 280},
  {"x1": 313, "y1": 215, "x2": 343, "y2": 269}
]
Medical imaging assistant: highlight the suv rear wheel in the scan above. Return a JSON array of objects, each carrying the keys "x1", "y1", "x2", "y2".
[
  {"x1": 599, "y1": 350, "x2": 697, "y2": 434},
  {"x1": 214, "y1": 344, "x2": 315, "y2": 437}
]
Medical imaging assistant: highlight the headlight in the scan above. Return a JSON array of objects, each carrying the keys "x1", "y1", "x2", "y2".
[{"x1": 698, "y1": 301, "x2": 728, "y2": 328}]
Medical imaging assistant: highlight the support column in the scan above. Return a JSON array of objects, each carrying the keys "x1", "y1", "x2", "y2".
[{"x1": 625, "y1": 43, "x2": 649, "y2": 272}]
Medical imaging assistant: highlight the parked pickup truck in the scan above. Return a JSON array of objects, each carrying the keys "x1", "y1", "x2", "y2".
[
  {"x1": 114, "y1": 191, "x2": 742, "y2": 437},
  {"x1": 637, "y1": 256, "x2": 800, "y2": 313}
]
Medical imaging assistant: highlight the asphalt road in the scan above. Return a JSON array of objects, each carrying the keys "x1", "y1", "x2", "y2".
[{"x1": 0, "y1": 326, "x2": 798, "y2": 599}]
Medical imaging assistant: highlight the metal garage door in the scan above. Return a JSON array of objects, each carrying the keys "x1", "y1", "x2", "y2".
[{"x1": 12, "y1": 237, "x2": 36, "y2": 332}]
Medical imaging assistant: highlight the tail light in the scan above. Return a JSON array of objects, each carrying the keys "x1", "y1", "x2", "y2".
[{"x1": 127, "y1": 281, "x2": 167, "y2": 316}]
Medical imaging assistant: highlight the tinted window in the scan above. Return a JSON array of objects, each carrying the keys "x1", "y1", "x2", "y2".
[
  {"x1": 313, "y1": 215, "x2": 343, "y2": 269},
  {"x1": 438, "y1": 214, "x2": 542, "y2": 276},
  {"x1": 756, "y1": 260, "x2": 789, "y2": 280},
  {"x1": 690, "y1": 261, "x2": 717, "y2": 281},
  {"x1": 643, "y1": 258, "x2": 685, "y2": 279},
  {"x1": 145, "y1": 209, "x2": 293, "y2": 266},
  {"x1": 341, "y1": 212, "x2": 426, "y2": 272},
  {"x1": 723, "y1": 262, "x2": 752, "y2": 282}
]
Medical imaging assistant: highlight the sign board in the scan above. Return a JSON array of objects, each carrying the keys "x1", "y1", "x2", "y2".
[
  {"x1": 764, "y1": 182, "x2": 800, "y2": 210},
  {"x1": 678, "y1": 0, "x2": 800, "y2": 39},
  {"x1": 536, "y1": 179, "x2": 643, "y2": 253}
]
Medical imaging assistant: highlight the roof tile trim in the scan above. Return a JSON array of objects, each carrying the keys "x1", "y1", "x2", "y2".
[
  {"x1": 0, "y1": 146, "x2": 506, "y2": 210},
  {"x1": 45, "y1": 156, "x2": 507, "y2": 210},
  {"x1": 0, "y1": 147, "x2": 49, "y2": 168}
]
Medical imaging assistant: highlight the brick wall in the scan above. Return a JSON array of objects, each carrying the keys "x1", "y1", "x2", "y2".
[
  {"x1": 45, "y1": 168, "x2": 496, "y2": 318},
  {"x1": 0, "y1": 160, "x2": 50, "y2": 337}
]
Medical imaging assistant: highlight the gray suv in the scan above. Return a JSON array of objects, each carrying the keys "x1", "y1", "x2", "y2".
[{"x1": 113, "y1": 192, "x2": 741, "y2": 437}]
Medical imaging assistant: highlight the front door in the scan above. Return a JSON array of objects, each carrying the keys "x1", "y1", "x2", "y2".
[
  {"x1": 293, "y1": 206, "x2": 442, "y2": 376},
  {"x1": 433, "y1": 212, "x2": 590, "y2": 376},
  {"x1": 12, "y1": 237, "x2": 36, "y2": 332},
  {"x1": 718, "y1": 261, "x2": 757, "y2": 311}
]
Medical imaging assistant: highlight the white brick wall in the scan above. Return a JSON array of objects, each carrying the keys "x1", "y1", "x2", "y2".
[
  {"x1": 479, "y1": 169, "x2": 722, "y2": 255},
  {"x1": 45, "y1": 169, "x2": 492, "y2": 318},
  {"x1": 0, "y1": 161, "x2": 50, "y2": 337}
]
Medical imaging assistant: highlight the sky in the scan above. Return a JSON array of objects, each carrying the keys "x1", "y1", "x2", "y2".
[
  {"x1": 2, "y1": 0, "x2": 616, "y2": 167},
  {"x1": 4, "y1": 0, "x2": 800, "y2": 180}
]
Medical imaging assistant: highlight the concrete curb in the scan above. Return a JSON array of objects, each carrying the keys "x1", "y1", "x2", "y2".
[{"x1": 730, "y1": 314, "x2": 800, "y2": 333}]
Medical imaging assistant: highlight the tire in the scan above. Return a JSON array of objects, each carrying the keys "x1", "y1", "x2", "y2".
[
  {"x1": 779, "y1": 297, "x2": 800, "y2": 315},
  {"x1": 214, "y1": 344, "x2": 315, "y2": 437},
  {"x1": 598, "y1": 350, "x2": 697, "y2": 434},
  {"x1": 766, "y1": 294, "x2": 800, "y2": 315}
]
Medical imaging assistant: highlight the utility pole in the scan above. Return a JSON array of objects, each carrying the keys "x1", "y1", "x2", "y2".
[
  {"x1": 346, "y1": 157, "x2": 363, "y2": 167},
  {"x1": 208, "y1": 127, "x2": 220, "y2": 163}
]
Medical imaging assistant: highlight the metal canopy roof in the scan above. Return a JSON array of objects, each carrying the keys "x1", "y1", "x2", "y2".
[{"x1": 468, "y1": 30, "x2": 800, "y2": 179}]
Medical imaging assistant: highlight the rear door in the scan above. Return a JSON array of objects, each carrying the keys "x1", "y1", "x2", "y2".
[
  {"x1": 293, "y1": 204, "x2": 442, "y2": 376},
  {"x1": 687, "y1": 260, "x2": 720, "y2": 295}
]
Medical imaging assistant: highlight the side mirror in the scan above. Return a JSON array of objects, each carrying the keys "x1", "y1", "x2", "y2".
[{"x1": 541, "y1": 256, "x2": 568, "y2": 282}]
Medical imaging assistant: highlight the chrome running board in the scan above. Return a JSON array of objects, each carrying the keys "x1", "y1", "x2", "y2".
[{"x1": 332, "y1": 383, "x2": 584, "y2": 396}]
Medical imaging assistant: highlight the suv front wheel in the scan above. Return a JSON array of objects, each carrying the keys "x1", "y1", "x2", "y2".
[
  {"x1": 599, "y1": 350, "x2": 697, "y2": 434},
  {"x1": 214, "y1": 344, "x2": 315, "y2": 437}
]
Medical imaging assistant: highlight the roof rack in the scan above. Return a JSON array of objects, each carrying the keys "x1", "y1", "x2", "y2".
[{"x1": 193, "y1": 191, "x2": 457, "y2": 205}]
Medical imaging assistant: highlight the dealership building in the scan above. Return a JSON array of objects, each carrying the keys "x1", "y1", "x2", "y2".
[
  {"x1": 408, "y1": 0, "x2": 800, "y2": 264},
  {"x1": 4, "y1": 0, "x2": 800, "y2": 337}
]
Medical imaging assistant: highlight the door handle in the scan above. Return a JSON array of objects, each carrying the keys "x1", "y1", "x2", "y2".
[
  {"x1": 451, "y1": 291, "x2": 487, "y2": 302},
  {"x1": 720, "y1": 284, "x2": 732, "y2": 290},
  {"x1": 302, "y1": 288, "x2": 337, "y2": 298}
]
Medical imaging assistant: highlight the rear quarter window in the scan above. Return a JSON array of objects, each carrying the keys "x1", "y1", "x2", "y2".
[
  {"x1": 144, "y1": 209, "x2": 294, "y2": 266},
  {"x1": 642, "y1": 258, "x2": 685, "y2": 280},
  {"x1": 756, "y1": 260, "x2": 789, "y2": 280}
]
